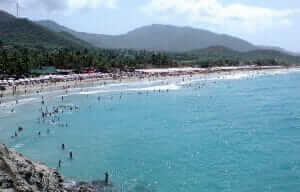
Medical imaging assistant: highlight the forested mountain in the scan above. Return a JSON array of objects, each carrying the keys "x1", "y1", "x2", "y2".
[
  {"x1": 37, "y1": 21, "x2": 257, "y2": 52},
  {"x1": 0, "y1": 10, "x2": 91, "y2": 48}
]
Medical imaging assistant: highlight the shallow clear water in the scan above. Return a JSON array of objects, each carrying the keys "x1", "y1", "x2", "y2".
[{"x1": 1, "y1": 69, "x2": 300, "y2": 192}]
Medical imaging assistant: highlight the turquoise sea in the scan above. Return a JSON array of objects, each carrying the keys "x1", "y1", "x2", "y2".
[{"x1": 1, "y1": 69, "x2": 300, "y2": 192}]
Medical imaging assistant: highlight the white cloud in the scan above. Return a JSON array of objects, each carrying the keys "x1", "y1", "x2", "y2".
[
  {"x1": 141, "y1": 0, "x2": 299, "y2": 32},
  {"x1": 67, "y1": 0, "x2": 118, "y2": 10}
]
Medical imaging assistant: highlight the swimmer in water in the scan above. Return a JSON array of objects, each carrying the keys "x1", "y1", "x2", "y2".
[{"x1": 18, "y1": 126, "x2": 23, "y2": 132}]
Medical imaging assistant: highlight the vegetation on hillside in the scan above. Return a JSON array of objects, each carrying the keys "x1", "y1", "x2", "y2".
[
  {"x1": 37, "y1": 21, "x2": 257, "y2": 52},
  {"x1": 172, "y1": 46, "x2": 300, "y2": 68},
  {"x1": 1, "y1": 44, "x2": 299, "y2": 77},
  {"x1": 0, "y1": 46, "x2": 175, "y2": 77},
  {"x1": 0, "y1": 10, "x2": 91, "y2": 49}
]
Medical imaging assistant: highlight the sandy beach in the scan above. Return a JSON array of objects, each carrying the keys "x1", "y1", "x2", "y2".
[{"x1": 0, "y1": 65, "x2": 289, "y2": 103}]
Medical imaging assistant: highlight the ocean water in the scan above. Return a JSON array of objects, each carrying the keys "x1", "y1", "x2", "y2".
[{"x1": 1, "y1": 69, "x2": 300, "y2": 192}]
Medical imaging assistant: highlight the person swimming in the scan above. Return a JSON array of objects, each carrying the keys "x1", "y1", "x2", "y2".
[{"x1": 18, "y1": 126, "x2": 23, "y2": 132}]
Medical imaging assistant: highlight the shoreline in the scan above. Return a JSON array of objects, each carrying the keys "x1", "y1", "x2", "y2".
[{"x1": 0, "y1": 65, "x2": 292, "y2": 104}]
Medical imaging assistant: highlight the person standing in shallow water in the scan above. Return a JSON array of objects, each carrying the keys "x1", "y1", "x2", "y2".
[
  {"x1": 69, "y1": 151, "x2": 73, "y2": 160},
  {"x1": 62, "y1": 144, "x2": 65, "y2": 150},
  {"x1": 104, "y1": 172, "x2": 109, "y2": 185}
]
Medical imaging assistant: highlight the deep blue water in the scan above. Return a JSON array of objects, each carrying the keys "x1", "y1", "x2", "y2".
[{"x1": 1, "y1": 69, "x2": 300, "y2": 192}]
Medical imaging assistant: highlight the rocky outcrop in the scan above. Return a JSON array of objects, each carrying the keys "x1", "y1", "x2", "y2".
[
  {"x1": 0, "y1": 143, "x2": 116, "y2": 192},
  {"x1": 0, "y1": 143, "x2": 65, "y2": 192}
]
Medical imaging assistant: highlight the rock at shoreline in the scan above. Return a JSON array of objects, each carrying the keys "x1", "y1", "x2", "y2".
[
  {"x1": 65, "y1": 180, "x2": 116, "y2": 192},
  {"x1": 0, "y1": 143, "x2": 116, "y2": 192},
  {"x1": 0, "y1": 143, "x2": 65, "y2": 192}
]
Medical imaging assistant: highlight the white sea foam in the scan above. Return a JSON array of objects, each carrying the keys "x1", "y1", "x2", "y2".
[
  {"x1": 129, "y1": 84, "x2": 180, "y2": 91},
  {"x1": 19, "y1": 98, "x2": 39, "y2": 104},
  {"x1": 179, "y1": 70, "x2": 271, "y2": 85},
  {"x1": 13, "y1": 144, "x2": 24, "y2": 149},
  {"x1": 0, "y1": 98, "x2": 39, "y2": 109},
  {"x1": 56, "y1": 94, "x2": 70, "y2": 98},
  {"x1": 77, "y1": 90, "x2": 111, "y2": 95},
  {"x1": 73, "y1": 83, "x2": 180, "y2": 95},
  {"x1": 216, "y1": 72, "x2": 257, "y2": 80}
]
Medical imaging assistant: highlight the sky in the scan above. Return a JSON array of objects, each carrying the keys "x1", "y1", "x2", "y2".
[{"x1": 1, "y1": 0, "x2": 300, "y2": 52}]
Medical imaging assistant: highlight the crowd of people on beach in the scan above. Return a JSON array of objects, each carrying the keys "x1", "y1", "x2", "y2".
[{"x1": 0, "y1": 65, "x2": 283, "y2": 101}]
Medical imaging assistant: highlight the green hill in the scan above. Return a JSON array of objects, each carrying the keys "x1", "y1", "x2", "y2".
[
  {"x1": 37, "y1": 20, "x2": 257, "y2": 52},
  {"x1": 0, "y1": 10, "x2": 91, "y2": 48},
  {"x1": 177, "y1": 46, "x2": 300, "y2": 66}
]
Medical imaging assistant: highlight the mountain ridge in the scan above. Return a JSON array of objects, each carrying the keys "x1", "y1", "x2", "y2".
[
  {"x1": 0, "y1": 9, "x2": 297, "y2": 56},
  {"x1": 37, "y1": 20, "x2": 258, "y2": 52},
  {"x1": 37, "y1": 20, "x2": 298, "y2": 55},
  {"x1": 0, "y1": 10, "x2": 91, "y2": 48}
]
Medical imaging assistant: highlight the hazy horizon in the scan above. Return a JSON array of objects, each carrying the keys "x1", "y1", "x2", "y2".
[{"x1": 1, "y1": 0, "x2": 299, "y2": 52}]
